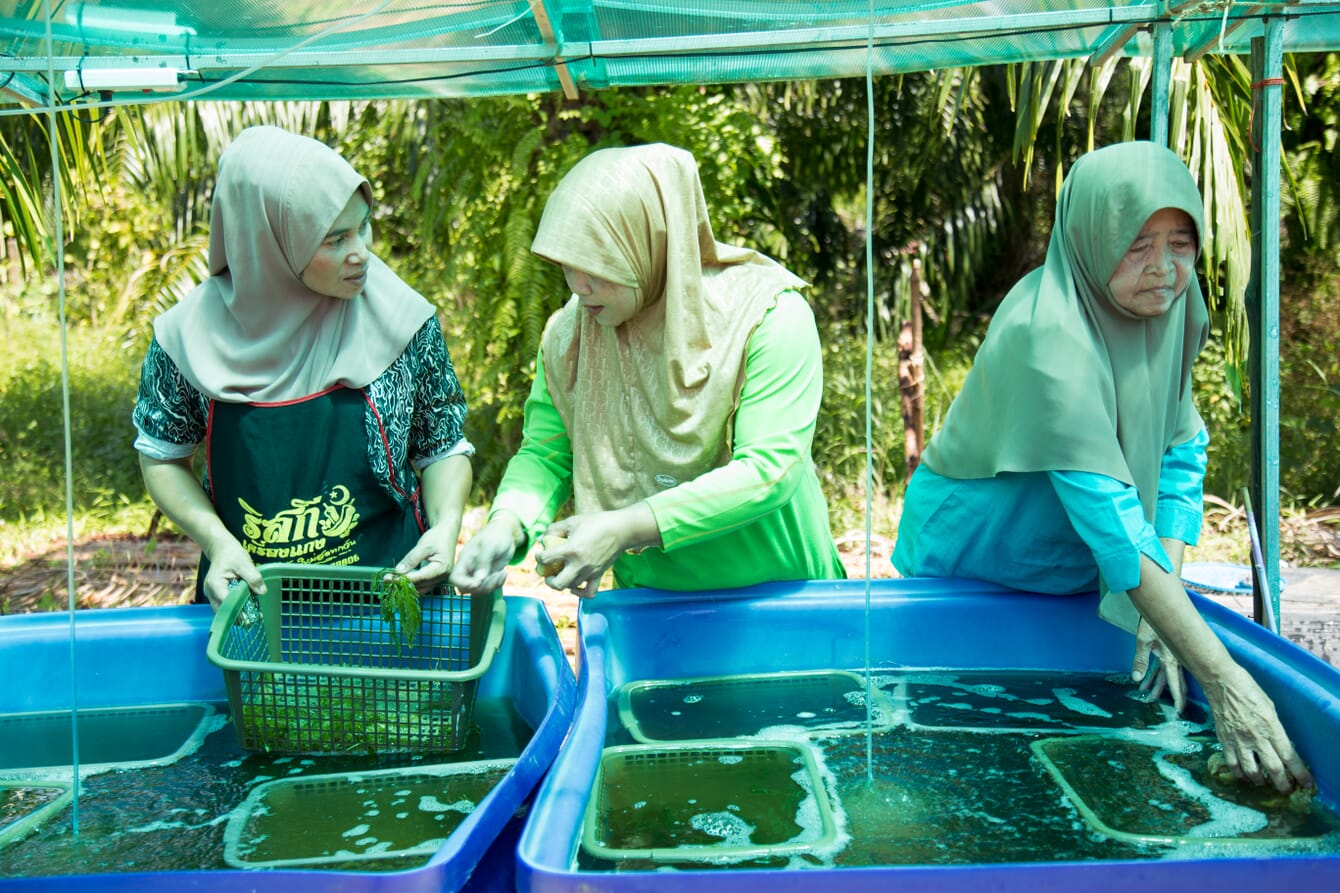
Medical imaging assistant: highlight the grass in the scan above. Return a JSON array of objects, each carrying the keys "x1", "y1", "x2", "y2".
[{"x1": 0, "y1": 309, "x2": 1334, "y2": 582}]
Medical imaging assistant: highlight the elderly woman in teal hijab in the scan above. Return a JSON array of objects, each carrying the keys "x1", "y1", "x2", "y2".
[
  {"x1": 451, "y1": 143, "x2": 844, "y2": 599},
  {"x1": 894, "y1": 141, "x2": 1311, "y2": 793},
  {"x1": 133, "y1": 126, "x2": 474, "y2": 608}
]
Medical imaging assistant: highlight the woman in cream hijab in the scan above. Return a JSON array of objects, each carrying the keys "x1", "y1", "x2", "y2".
[
  {"x1": 452, "y1": 143, "x2": 844, "y2": 598},
  {"x1": 893, "y1": 141, "x2": 1311, "y2": 793},
  {"x1": 133, "y1": 126, "x2": 474, "y2": 607}
]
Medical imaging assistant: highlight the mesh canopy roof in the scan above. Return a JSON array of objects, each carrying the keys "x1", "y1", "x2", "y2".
[{"x1": 3, "y1": 0, "x2": 1340, "y2": 105}]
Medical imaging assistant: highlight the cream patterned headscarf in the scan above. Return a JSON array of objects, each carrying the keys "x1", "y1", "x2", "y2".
[
  {"x1": 532, "y1": 144, "x2": 806, "y2": 512},
  {"x1": 154, "y1": 125, "x2": 433, "y2": 402}
]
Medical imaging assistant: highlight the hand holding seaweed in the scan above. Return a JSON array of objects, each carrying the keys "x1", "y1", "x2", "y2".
[{"x1": 376, "y1": 568, "x2": 423, "y2": 655}]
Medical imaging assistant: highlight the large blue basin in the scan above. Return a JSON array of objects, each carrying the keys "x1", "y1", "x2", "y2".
[
  {"x1": 0, "y1": 595, "x2": 576, "y2": 892},
  {"x1": 517, "y1": 578, "x2": 1340, "y2": 892}
]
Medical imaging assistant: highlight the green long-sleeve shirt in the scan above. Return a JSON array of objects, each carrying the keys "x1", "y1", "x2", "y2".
[{"x1": 490, "y1": 290, "x2": 845, "y2": 591}]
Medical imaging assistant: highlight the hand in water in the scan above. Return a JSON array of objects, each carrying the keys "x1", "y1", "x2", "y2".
[{"x1": 1131, "y1": 617, "x2": 1186, "y2": 711}]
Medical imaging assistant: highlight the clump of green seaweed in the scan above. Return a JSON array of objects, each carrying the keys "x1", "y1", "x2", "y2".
[
  {"x1": 240, "y1": 674, "x2": 451, "y2": 755},
  {"x1": 376, "y1": 568, "x2": 422, "y2": 655}
]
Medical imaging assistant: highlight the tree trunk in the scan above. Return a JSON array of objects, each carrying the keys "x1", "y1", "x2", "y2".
[{"x1": 899, "y1": 259, "x2": 926, "y2": 477}]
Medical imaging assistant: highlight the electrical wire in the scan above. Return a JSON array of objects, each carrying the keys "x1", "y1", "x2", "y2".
[
  {"x1": 863, "y1": 0, "x2": 877, "y2": 786},
  {"x1": 42, "y1": 0, "x2": 80, "y2": 837}
]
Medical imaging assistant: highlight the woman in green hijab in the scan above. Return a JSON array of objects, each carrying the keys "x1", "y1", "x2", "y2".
[
  {"x1": 893, "y1": 141, "x2": 1311, "y2": 793},
  {"x1": 451, "y1": 143, "x2": 844, "y2": 599}
]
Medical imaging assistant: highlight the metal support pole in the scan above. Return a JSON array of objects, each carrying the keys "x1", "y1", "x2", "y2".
[
  {"x1": 1150, "y1": 21, "x2": 1172, "y2": 146},
  {"x1": 1247, "y1": 18, "x2": 1284, "y2": 630}
]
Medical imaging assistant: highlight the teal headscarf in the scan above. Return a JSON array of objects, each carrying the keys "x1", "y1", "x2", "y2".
[{"x1": 921, "y1": 141, "x2": 1209, "y2": 525}]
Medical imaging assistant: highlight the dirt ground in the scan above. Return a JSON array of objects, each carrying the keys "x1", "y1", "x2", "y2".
[
  {"x1": 0, "y1": 523, "x2": 895, "y2": 668},
  {"x1": 7, "y1": 509, "x2": 1338, "y2": 669}
]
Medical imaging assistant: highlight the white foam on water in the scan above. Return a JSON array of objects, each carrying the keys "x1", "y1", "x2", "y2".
[
  {"x1": 1051, "y1": 688, "x2": 1114, "y2": 718},
  {"x1": 689, "y1": 810, "x2": 755, "y2": 845},
  {"x1": 1152, "y1": 751, "x2": 1269, "y2": 838},
  {"x1": 342, "y1": 823, "x2": 370, "y2": 838},
  {"x1": 898, "y1": 673, "x2": 961, "y2": 686},
  {"x1": 717, "y1": 754, "x2": 744, "y2": 765},
  {"x1": 125, "y1": 813, "x2": 231, "y2": 834},
  {"x1": 683, "y1": 694, "x2": 703, "y2": 704},
  {"x1": 1006, "y1": 712, "x2": 1056, "y2": 723},
  {"x1": 791, "y1": 744, "x2": 852, "y2": 865},
  {"x1": 963, "y1": 683, "x2": 1012, "y2": 699},
  {"x1": 419, "y1": 795, "x2": 474, "y2": 814},
  {"x1": 796, "y1": 711, "x2": 817, "y2": 719}
]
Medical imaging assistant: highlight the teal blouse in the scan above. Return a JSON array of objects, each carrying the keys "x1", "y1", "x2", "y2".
[{"x1": 893, "y1": 428, "x2": 1208, "y2": 595}]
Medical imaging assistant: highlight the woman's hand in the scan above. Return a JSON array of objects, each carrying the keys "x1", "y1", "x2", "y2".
[
  {"x1": 1126, "y1": 552, "x2": 1313, "y2": 793},
  {"x1": 1199, "y1": 663, "x2": 1314, "y2": 793},
  {"x1": 396, "y1": 524, "x2": 459, "y2": 593},
  {"x1": 201, "y1": 536, "x2": 265, "y2": 610},
  {"x1": 449, "y1": 514, "x2": 523, "y2": 595},
  {"x1": 541, "y1": 503, "x2": 661, "y2": 599},
  {"x1": 1131, "y1": 617, "x2": 1187, "y2": 711}
]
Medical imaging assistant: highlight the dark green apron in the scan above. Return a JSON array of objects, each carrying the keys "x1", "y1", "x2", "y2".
[{"x1": 197, "y1": 386, "x2": 422, "y2": 601}]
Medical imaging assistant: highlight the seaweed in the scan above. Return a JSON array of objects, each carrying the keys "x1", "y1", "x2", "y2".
[
  {"x1": 375, "y1": 568, "x2": 422, "y2": 655},
  {"x1": 240, "y1": 673, "x2": 451, "y2": 755}
]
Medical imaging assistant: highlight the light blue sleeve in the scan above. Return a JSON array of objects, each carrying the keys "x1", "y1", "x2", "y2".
[
  {"x1": 1155, "y1": 427, "x2": 1208, "y2": 546},
  {"x1": 1049, "y1": 472, "x2": 1171, "y2": 594}
]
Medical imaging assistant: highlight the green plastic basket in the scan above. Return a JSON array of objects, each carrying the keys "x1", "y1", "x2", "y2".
[
  {"x1": 0, "y1": 780, "x2": 73, "y2": 849},
  {"x1": 616, "y1": 669, "x2": 896, "y2": 743},
  {"x1": 222, "y1": 758, "x2": 517, "y2": 869},
  {"x1": 206, "y1": 563, "x2": 505, "y2": 755},
  {"x1": 582, "y1": 739, "x2": 842, "y2": 864},
  {"x1": 1032, "y1": 735, "x2": 1339, "y2": 848},
  {"x1": 0, "y1": 702, "x2": 214, "y2": 773}
]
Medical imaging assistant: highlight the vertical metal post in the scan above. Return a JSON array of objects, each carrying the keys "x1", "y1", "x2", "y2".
[
  {"x1": 1247, "y1": 19, "x2": 1284, "y2": 629},
  {"x1": 1150, "y1": 21, "x2": 1173, "y2": 146}
]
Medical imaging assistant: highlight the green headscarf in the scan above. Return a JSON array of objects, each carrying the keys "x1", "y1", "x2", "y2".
[{"x1": 921, "y1": 141, "x2": 1209, "y2": 524}]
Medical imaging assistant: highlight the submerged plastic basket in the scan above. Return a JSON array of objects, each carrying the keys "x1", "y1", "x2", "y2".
[
  {"x1": 1032, "y1": 735, "x2": 1338, "y2": 848},
  {"x1": 0, "y1": 702, "x2": 214, "y2": 773},
  {"x1": 206, "y1": 563, "x2": 505, "y2": 755},
  {"x1": 223, "y1": 758, "x2": 517, "y2": 869},
  {"x1": 582, "y1": 739, "x2": 841, "y2": 864},
  {"x1": 616, "y1": 669, "x2": 896, "y2": 743},
  {"x1": 0, "y1": 780, "x2": 73, "y2": 849}
]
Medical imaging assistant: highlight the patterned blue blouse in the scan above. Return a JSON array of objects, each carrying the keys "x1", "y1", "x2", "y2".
[
  {"x1": 132, "y1": 317, "x2": 472, "y2": 517},
  {"x1": 892, "y1": 428, "x2": 1208, "y2": 595}
]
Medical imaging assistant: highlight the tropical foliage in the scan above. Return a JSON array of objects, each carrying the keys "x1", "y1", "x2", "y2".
[{"x1": 1, "y1": 54, "x2": 1338, "y2": 535}]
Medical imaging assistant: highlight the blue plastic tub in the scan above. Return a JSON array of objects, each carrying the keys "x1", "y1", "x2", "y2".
[
  {"x1": 0, "y1": 595, "x2": 576, "y2": 892},
  {"x1": 517, "y1": 578, "x2": 1340, "y2": 892}
]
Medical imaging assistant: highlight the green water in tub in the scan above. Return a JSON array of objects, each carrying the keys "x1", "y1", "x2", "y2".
[
  {"x1": 0, "y1": 697, "x2": 532, "y2": 878},
  {"x1": 579, "y1": 670, "x2": 1340, "y2": 871}
]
